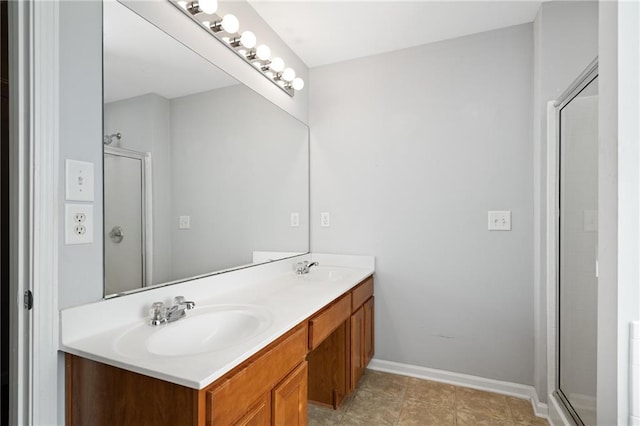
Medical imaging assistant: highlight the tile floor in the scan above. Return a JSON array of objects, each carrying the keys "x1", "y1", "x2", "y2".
[{"x1": 308, "y1": 370, "x2": 549, "y2": 426}]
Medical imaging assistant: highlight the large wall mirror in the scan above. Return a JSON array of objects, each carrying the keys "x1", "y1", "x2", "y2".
[{"x1": 103, "y1": 1, "x2": 309, "y2": 297}]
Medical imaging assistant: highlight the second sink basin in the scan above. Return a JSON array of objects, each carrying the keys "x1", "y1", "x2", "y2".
[
  {"x1": 300, "y1": 266, "x2": 354, "y2": 283},
  {"x1": 114, "y1": 304, "x2": 273, "y2": 358}
]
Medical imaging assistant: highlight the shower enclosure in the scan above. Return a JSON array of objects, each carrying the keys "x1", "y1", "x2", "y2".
[
  {"x1": 554, "y1": 61, "x2": 598, "y2": 426},
  {"x1": 103, "y1": 146, "x2": 152, "y2": 295}
]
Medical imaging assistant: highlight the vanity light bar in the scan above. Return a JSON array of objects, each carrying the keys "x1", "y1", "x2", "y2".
[{"x1": 171, "y1": 0, "x2": 304, "y2": 97}]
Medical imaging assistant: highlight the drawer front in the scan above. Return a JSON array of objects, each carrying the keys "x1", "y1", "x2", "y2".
[
  {"x1": 351, "y1": 276, "x2": 374, "y2": 313},
  {"x1": 309, "y1": 294, "x2": 351, "y2": 350},
  {"x1": 207, "y1": 324, "x2": 307, "y2": 425}
]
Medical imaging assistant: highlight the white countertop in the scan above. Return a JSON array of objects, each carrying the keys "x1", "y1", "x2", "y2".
[{"x1": 60, "y1": 254, "x2": 374, "y2": 389}]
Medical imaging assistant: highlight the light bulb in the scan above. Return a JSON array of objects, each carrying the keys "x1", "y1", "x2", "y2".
[
  {"x1": 240, "y1": 31, "x2": 256, "y2": 49},
  {"x1": 270, "y1": 57, "x2": 284, "y2": 73},
  {"x1": 292, "y1": 77, "x2": 304, "y2": 91},
  {"x1": 178, "y1": 1, "x2": 188, "y2": 9},
  {"x1": 282, "y1": 67, "x2": 296, "y2": 82},
  {"x1": 221, "y1": 14, "x2": 239, "y2": 34},
  {"x1": 198, "y1": 0, "x2": 217, "y2": 14},
  {"x1": 202, "y1": 21, "x2": 210, "y2": 29},
  {"x1": 256, "y1": 44, "x2": 271, "y2": 61}
]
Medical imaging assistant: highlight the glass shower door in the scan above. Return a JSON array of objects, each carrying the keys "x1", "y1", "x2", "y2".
[{"x1": 557, "y1": 73, "x2": 598, "y2": 426}]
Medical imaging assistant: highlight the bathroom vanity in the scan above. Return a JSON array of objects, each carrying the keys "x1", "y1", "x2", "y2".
[{"x1": 62, "y1": 257, "x2": 374, "y2": 425}]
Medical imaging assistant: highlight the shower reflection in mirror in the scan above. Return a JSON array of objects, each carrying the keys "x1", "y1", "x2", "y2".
[{"x1": 554, "y1": 61, "x2": 598, "y2": 426}]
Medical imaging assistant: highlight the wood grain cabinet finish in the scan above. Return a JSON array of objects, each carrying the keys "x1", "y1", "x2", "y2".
[
  {"x1": 272, "y1": 361, "x2": 308, "y2": 425},
  {"x1": 309, "y1": 276, "x2": 375, "y2": 406},
  {"x1": 234, "y1": 393, "x2": 271, "y2": 426},
  {"x1": 349, "y1": 278, "x2": 375, "y2": 391},
  {"x1": 308, "y1": 294, "x2": 351, "y2": 351},
  {"x1": 206, "y1": 324, "x2": 307, "y2": 425}
]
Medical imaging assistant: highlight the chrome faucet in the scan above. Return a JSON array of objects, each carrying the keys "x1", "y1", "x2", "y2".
[
  {"x1": 149, "y1": 296, "x2": 196, "y2": 326},
  {"x1": 296, "y1": 261, "x2": 319, "y2": 275}
]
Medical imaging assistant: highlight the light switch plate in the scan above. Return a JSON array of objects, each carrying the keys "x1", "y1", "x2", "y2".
[
  {"x1": 65, "y1": 204, "x2": 93, "y2": 244},
  {"x1": 290, "y1": 212, "x2": 299, "y2": 227},
  {"x1": 488, "y1": 210, "x2": 511, "y2": 231},
  {"x1": 179, "y1": 215, "x2": 190, "y2": 229},
  {"x1": 320, "y1": 212, "x2": 330, "y2": 227},
  {"x1": 65, "y1": 159, "x2": 94, "y2": 201}
]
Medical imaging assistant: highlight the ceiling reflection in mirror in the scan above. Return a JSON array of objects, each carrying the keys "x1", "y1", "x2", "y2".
[{"x1": 103, "y1": 1, "x2": 309, "y2": 297}]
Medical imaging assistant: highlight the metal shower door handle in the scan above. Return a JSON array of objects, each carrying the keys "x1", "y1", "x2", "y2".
[{"x1": 109, "y1": 225, "x2": 124, "y2": 243}]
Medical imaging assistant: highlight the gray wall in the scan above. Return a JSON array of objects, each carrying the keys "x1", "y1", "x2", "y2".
[
  {"x1": 58, "y1": 1, "x2": 103, "y2": 308},
  {"x1": 532, "y1": 0, "x2": 598, "y2": 402},
  {"x1": 170, "y1": 85, "x2": 309, "y2": 278},
  {"x1": 310, "y1": 24, "x2": 534, "y2": 385}
]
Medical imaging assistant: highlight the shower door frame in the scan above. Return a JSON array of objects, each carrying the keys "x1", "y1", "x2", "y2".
[
  {"x1": 103, "y1": 146, "x2": 153, "y2": 293},
  {"x1": 547, "y1": 58, "x2": 598, "y2": 426}
]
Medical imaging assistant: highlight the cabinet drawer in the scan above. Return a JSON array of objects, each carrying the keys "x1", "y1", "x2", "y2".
[
  {"x1": 351, "y1": 276, "x2": 373, "y2": 312},
  {"x1": 309, "y1": 294, "x2": 351, "y2": 350},
  {"x1": 207, "y1": 324, "x2": 307, "y2": 425}
]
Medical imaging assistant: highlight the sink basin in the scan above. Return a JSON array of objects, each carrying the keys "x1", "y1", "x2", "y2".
[
  {"x1": 114, "y1": 304, "x2": 272, "y2": 358},
  {"x1": 300, "y1": 266, "x2": 353, "y2": 283}
]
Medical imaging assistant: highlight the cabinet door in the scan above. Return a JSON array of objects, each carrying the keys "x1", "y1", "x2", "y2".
[
  {"x1": 272, "y1": 362, "x2": 308, "y2": 426},
  {"x1": 363, "y1": 296, "x2": 374, "y2": 367},
  {"x1": 350, "y1": 306, "x2": 364, "y2": 390},
  {"x1": 235, "y1": 393, "x2": 271, "y2": 426}
]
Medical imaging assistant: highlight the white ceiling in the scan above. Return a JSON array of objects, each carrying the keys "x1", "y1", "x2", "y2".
[
  {"x1": 247, "y1": 1, "x2": 545, "y2": 68},
  {"x1": 104, "y1": 1, "x2": 237, "y2": 104}
]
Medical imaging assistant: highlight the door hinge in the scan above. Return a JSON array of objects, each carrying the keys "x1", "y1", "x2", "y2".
[{"x1": 24, "y1": 290, "x2": 33, "y2": 310}]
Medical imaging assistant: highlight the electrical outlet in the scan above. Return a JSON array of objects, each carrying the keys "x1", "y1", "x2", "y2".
[
  {"x1": 320, "y1": 212, "x2": 330, "y2": 227},
  {"x1": 290, "y1": 212, "x2": 299, "y2": 227},
  {"x1": 65, "y1": 204, "x2": 93, "y2": 244}
]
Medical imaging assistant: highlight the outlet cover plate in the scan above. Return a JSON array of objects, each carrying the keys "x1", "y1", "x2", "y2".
[{"x1": 65, "y1": 204, "x2": 93, "y2": 244}]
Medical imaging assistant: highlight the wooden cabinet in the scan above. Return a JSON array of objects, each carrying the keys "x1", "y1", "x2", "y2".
[
  {"x1": 66, "y1": 323, "x2": 307, "y2": 426},
  {"x1": 272, "y1": 361, "x2": 308, "y2": 425},
  {"x1": 309, "y1": 276, "x2": 375, "y2": 406},
  {"x1": 235, "y1": 393, "x2": 270, "y2": 426},
  {"x1": 350, "y1": 277, "x2": 375, "y2": 390}
]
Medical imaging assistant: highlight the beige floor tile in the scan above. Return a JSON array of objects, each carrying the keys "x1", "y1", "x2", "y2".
[
  {"x1": 398, "y1": 398, "x2": 456, "y2": 426},
  {"x1": 507, "y1": 397, "x2": 549, "y2": 425},
  {"x1": 456, "y1": 407, "x2": 515, "y2": 426},
  {"x1": 358, "y1": 369, "x2": 409, "y2": 399},
  {"x1": 405, "y1": 378, "x2": 456, "y2": 408},
  {"x1": 456, "y1": 386, "x2": 510, "y2": 413},
  {"x1": 339, "y1": 388, "x2": 403, "y2": 426},
  {"x1": 308, "y1": 404, "x2": 343, "y2": 426}
]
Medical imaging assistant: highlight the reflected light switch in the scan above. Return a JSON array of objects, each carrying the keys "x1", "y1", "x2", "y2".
[
  {"x1": 179, "y1": 215, "x2": 190, "y2": 229},
  {"x1": 488, "y1": 211, "x2": 511, "y2": 231}
]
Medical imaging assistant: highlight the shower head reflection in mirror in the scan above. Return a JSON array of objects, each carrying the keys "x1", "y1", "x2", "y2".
[
  {"x1": 103, "y1": 132, "x2": 121, "y2": 146},
  {"x1": 102, "y1": 1, "x2": 309, "y2": 298}
]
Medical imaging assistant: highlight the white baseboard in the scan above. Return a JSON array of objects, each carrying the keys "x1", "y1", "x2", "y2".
[{"x1": 367, "y1": 358, "x2": 549, "y2": 419}]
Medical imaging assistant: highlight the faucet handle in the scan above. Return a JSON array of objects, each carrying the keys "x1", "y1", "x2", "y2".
[{"x1": 149, "y1": 302, "x2": 167, "y2": 326}]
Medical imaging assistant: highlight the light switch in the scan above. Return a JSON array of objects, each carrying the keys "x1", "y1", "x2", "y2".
[
  {"x1": 290, "y1": 212, "x2": 299, "y2": 227},
  {"x1": 65, "y1": 159, "x2": 94, "y2": 201},
  {"x1": 179, "y1": 215, "x2": 190, "y2": 229},
  {"x1": 488, "y1": 210, "x2": 511, "y2": 231}
]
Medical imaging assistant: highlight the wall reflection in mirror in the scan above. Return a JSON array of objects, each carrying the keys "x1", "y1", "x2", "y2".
[{"x1": 103, "y1": 1, "x2": 309, "y2": 297}]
